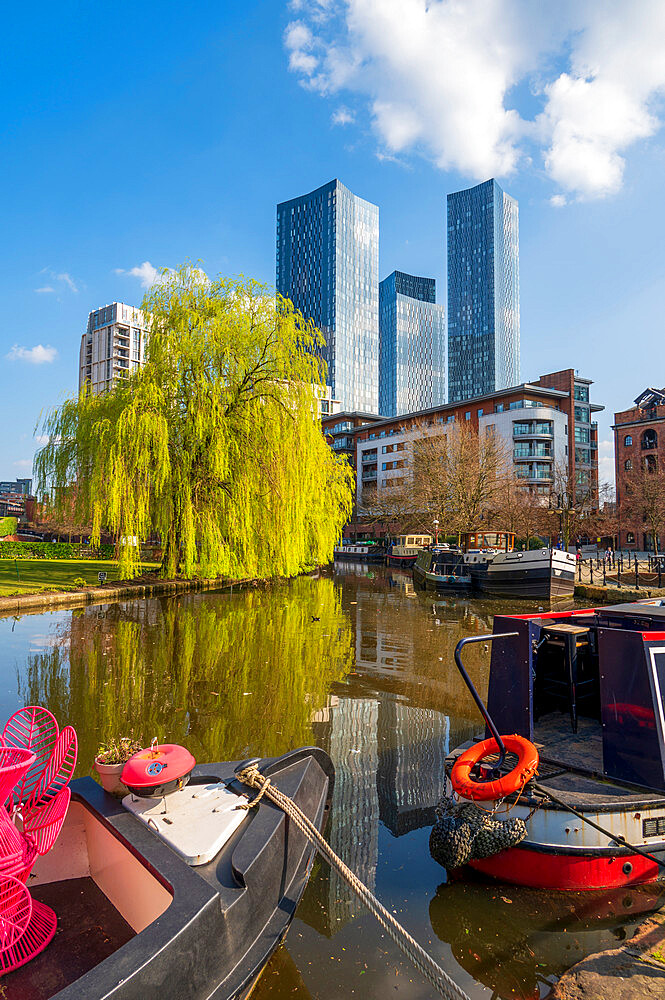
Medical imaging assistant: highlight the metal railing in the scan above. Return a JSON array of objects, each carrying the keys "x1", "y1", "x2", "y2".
[{"x1": 576, "y1": 551, "x2": 665, "y2": 590}]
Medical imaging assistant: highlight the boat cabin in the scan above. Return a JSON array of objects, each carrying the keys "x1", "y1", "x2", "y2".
[
  {"x1": 395, "y1": 533, "x2": 432, "y2": 549},
  {"x1": 461, "y1": 531, "x2": 515, "y2": 554},
  {"x1": 487, "y1": 598, "x2": 665, "y2": 793}
]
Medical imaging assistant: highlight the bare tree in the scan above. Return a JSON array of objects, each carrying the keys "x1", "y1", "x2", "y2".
[{"x1": 622, "y1": 460, "x2": 665, "y2": 552}]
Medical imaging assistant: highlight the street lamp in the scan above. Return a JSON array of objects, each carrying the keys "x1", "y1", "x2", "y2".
[{"x1": 433, "y1": 519, "x2": 440, "y2": 546}]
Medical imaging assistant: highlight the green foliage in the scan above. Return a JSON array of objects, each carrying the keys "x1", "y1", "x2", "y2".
[
  {"x1": 0, "y1": 517, "x2": 17, "y2": 538},
  {"x1": 0, "y1": 541, "x2": 76, "y2": 559},
  {"x1": 20, "y1": 577, "x2": 353, "y2": 771},
  {"x1": 35, "y1": 267, "x2": 354, "y2": 580},
  {"x1": 96, "y1": 737, "x2": 143, "y2": 765},
  {"x1": 73, "y1": 577, "x2": 87, "y2": 588}
]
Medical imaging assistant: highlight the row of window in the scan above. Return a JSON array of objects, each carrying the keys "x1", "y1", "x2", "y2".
[
  {"x1": 624, "y1": 430, "x2": 659, "y2": 449},
  {"x1": 625, "y1": 456, "x2": 659, "y2": 472}
]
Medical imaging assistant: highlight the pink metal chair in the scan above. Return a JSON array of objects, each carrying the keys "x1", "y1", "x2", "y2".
[
  {"x1": 2, "y1": 707, "x2": 59, "y2": 812},
  {"x1": 0, "y1": 874, "x2": 56, "y2": 976}
]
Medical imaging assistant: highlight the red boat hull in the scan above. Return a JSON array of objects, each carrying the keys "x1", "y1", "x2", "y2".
[{"x1": 468, "y1": 845, "x2": 661, "y2": 891}]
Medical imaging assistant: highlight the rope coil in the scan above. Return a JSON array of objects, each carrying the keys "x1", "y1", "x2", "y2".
[{"x1": 235, "y1": 764, "x2": 471, "y2": 1000}]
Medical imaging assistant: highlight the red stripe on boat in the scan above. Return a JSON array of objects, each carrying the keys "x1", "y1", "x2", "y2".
[{"x1": 467, "y1": 846, "x2": 661, "y2": 890}]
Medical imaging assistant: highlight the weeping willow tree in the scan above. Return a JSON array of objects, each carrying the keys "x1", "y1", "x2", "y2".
[{"x1": 35, "y1": 267, "x2": 354, "y2": 579}]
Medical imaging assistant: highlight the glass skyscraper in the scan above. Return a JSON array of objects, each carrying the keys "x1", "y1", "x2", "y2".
[
  {"x1": 447, "y1": 178, "x2": 520, "y2": 403},
  {"x1": 276, "y1": 179, "x2": 379, "y2": 413},
  {"x1": 379, "y1": 270, "x2": 446, "y2": 417}
]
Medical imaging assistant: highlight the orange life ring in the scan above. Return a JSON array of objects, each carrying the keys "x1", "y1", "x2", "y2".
[{"x1": 450, "y1": 735, "x2": 539, "y2": 801}]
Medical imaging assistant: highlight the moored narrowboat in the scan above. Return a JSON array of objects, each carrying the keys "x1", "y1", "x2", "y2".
[
  {"x1": 386, "y1": 533, "x2": 432, "y2": 567},
  {"x1": 461, "y1": 531, "x2": 576, "y2": 600},
  {"x1": 431, "y1": 599, "x2": 665, "y2": 890},
  {"x1": 413, "y1": 546, "x2": 472, "y2": 591},
  {"x1": 332, "y1": 541, "x2": 386, "y2": 563},
  {"x1": 6, "y1": 746, "x2": 333, "y2": 999}
]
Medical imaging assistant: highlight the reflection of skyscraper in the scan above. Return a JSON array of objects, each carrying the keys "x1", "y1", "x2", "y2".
[
  {"x1": 276, "y1": 179, "x2": 379, "y2": 412},
  {"x1": 377, "y1": 701, "x2": 449, "y2": 837},
  {"x1": 447, "y1": 178, "x2": 520, "y2": 402},
  {"x1": 305, "y1": 697, "x2": 379, "y2": 935}
]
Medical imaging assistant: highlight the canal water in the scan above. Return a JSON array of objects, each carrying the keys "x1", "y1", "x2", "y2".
[{"x1": 1, "y1": 564, "x2": 663, "y2": 999}]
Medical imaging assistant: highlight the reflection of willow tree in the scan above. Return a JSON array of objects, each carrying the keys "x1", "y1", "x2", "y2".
[{"x1": 19, "y1": 579, "x2": 353, "y2": 775}]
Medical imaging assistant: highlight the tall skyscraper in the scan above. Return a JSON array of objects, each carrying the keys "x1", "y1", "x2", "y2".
[
  {"x1": 79, "y1": 302, "x2": 148, "y2": 395},
  {"x1": 447, "y1": 178, "x2": 520, "y2": 403},
  {"x1": 276, "y1": 179, "x2": 379, "y2": 413},
  {"x1": 379, "y1": 270, "x2": 446, "y2": 417}
]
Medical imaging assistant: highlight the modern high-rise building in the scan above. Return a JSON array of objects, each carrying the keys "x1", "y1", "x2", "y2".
[
  {"x1": 447, "y1": 178, "x2": 520, "y2": 403},
  {"x1": 79, "y1": 302, "x2": 148, "y2": 395},
  {"x1": 379, "y1": 270, "x2": 446, "y2": 417},
  {"x1": 276, "y1": 179, "x2": 379, "y2": 413}
]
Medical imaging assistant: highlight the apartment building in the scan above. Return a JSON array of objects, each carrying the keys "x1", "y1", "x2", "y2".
[
  {"x1": 79, "y1": 302, "x2": 148, "y2": 395},
  {"x1": 323, "y1": 369, "x2": 602, "y2": 532}
]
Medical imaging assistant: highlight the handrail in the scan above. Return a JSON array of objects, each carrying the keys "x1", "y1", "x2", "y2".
[{"x1": 453, "y1": 632, "x2": 520, "y2": 771}]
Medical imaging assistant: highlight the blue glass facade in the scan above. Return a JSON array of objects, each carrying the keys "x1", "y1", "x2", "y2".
[
  {"x1": 379, "y1": 271, "x2": 446, "y2": 417},
  {"x1": 276, "y1": 179, "x2": 379, "y2": 413},
  {"x1": 447, "y1": 179, "x2": 520, "y2": 403}
]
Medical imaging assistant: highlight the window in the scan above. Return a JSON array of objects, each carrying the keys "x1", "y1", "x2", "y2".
[
  {"x1": 574, "y1": 405, "x2": 589, "y2": 423},
  {"x1": 495, "y1": 404, "x2": 504, "y2": 413},
  {"x1": 574, "y1": 384, "x2": 589, "y2": 402},
  {"x1": 625, "y1": 459, "x2": 632, "y2": 470},
  {"x1": 624, "y1": 435, "x2": 632, "y2": 446},
  {"x1": 447, "y1": 415, "x2": 454, "y2": 423},
  {"x1": 645, "y1": 455, "x2": 658, "y2": 473},
  {"x1": 627, "y1": 532, "x2": 635, "y2": 543},
  {"x1": 478, "y1": 409, "x2": 483, "y2": 418},
  {"x1": 465, "y1": 411, "x2": 471, "y2": 421},
  {"x1": 642, "y1": 429, "x2": 658, "y2": 450}
]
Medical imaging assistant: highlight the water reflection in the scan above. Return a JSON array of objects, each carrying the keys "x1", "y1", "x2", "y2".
[
  {"x1": 1, "y1": 565, "x2": 659, "y2": 999},
  {"x1": 429, "y1": 880, "x2": 665, "y2": 1000},
  {"x1": 17, "y1": 577, "x2": 355, "y2": 771}
]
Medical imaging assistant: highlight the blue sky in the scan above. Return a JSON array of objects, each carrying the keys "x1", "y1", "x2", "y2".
[{"x1": 3, "y1": 0, "x2": 665, "y2": 488}]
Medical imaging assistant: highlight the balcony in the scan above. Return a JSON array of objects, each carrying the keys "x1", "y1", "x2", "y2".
[
  {"x1": 514, "y1": 448, "x2": 553, "y2": 460},
  {"x1": 362, "y1": 470, "x2": 377, "y2": 481},
  {"x1": 361, "y1": 451, "x2": 378, "y2": 462}
]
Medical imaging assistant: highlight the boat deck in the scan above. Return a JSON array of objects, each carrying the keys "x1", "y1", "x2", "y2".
[
  {"x1": 458, "y1": 712, "x2": 665, "y2": 812},
  {"x1": 5, "y1": 877, "x2": 134, "y2": 1000}
]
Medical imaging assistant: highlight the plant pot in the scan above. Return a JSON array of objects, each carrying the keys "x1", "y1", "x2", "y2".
[{"x1": 94, "y1": 758, "x2": 128, "y2": 796}]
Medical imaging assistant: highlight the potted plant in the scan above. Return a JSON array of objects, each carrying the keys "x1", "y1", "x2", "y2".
[{"x1": 94, "y1": 737, "x2": 143, "y2": 795}]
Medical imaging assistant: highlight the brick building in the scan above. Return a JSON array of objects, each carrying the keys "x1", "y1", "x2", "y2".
[
  {"x1": 322, "y1": 369, "x2": 602, "y2": 539},
  {"x1": 613, "y1": 388, "x2": 665, "y2": 550}
]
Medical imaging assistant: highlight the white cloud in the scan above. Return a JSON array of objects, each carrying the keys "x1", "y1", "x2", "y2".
[
  {"x1": 115, "y1": 261, "x2": 162, "y2": 288},
  {"x1": 331, "y1": 105, "x2": 355, "y2": 126},
  {"x1": 55, "y1": 272, "x2": 78, "y2": 293},
  {"x1": 285, "y1": 0, "x2": 665, "y2": 201},
  {"x1": 598, "y1": 439, "x2": 615, "y2": 485},
  {"x1": 549, "y1": 194, "x2": 567, "y2": 208},
  {"x1": 34, "y1": 286, "x2": 55, "y2": 294},
  {"x1": 13, "y1": 459, "x2": 33, "y2": 471},
  {"x1": 6, "y1": 344, "x2": 58, "y2": 364}
]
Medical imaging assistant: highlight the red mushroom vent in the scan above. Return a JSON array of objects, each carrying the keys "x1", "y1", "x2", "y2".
[{"x1": 121, "y1": 741, "x2": 196, "y2": 798}]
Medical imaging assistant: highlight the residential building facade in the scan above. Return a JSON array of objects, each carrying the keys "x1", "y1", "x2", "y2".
[
  {"x1": 447, "y1": 178, "x2": 520, "y2": 403},
  {"x1": 325, "y1": 369, "x2": 602, "y2": 536},
  {"x1": 378, "y1": 270, "x2": 446, "y2": 417},
  {"x1": 79, "y1": 302, "x2": 148, "y2": 395},
  {"x1": 0, "y1": 479, "x2": 32, "y2": 496},
  {"x1": 533, "y1": 370, "x2": 602, "y2": 502},
  {"x1": 613, "y1": 388, "x2": 665, "y2": 550},
  {"x1": 276, "y1": 179, "x2": 379, "y2": 413}
]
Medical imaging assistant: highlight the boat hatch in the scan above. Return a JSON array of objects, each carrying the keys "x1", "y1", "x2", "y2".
[
  {"x1": 487, "y1": 601, "x2": 665, "y2": 793},
  {"x1": 124, "y1": 780, "x2": 250, "y2": 865}
]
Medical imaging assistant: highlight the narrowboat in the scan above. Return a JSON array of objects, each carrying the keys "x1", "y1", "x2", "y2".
[
  {"x1": 386, "y1": 533, "x2": 433, "y2": 567},
  {"x1": 431, "y1": 599, "x2": 665, "y2": 890},
  {"x1": 6, "y1": 746, "x2": 333, "y2": 999},
  {"x1": 461, "y1": 531, "x2": 576, "y2": 600},
  {"x1": 413, "y1": 546, "x2": 472, "y2": 591},
  {"x1": 332, "y1": 541, "x2": 386, "y2": 563}
]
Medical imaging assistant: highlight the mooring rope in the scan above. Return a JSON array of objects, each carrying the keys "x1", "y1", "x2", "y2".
[{"x1": 235, "y1": 764, "x2": 471, "y2": 1000}]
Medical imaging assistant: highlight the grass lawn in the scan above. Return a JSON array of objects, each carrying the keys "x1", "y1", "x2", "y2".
[{"x1": 0, "y1": 559, "x2": 160, "y2": 597}]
